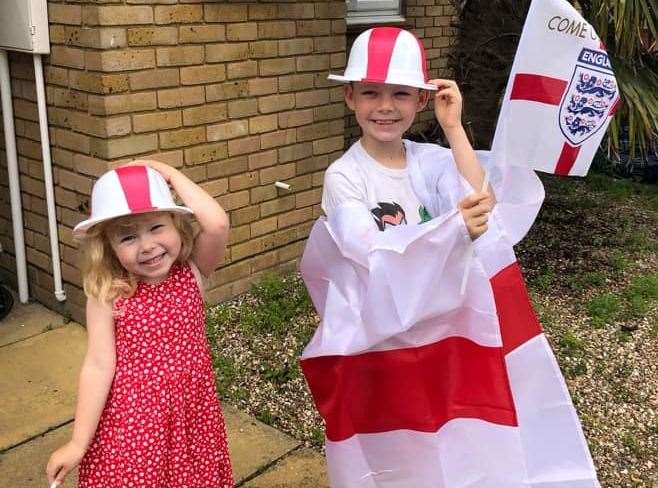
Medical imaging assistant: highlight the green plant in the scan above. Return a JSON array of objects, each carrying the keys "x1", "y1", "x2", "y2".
[{"x1": 587, "y1": 293, "x2": 622, "y2": 327}]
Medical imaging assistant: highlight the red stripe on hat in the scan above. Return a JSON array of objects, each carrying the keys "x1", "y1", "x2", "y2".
[
  {"x1": 510, "y1": 73, "x2": 567, "y2": 106},
  {"x1": 609, "y1": 97, "x2": 620, "y2": 116},
  {"x1": 364, "y1": 27, "x2": 403, "y2": 83},
  {"x1": 301, "y1": 335, "x2": 517, "y2": 442},
  {"x1": 491, "y1": 262, "x2": 542, "y2": 355},
  {"x1": 115, "y1": 166, "x2": 154, "y2": 212},
  {"x1": 554, "y1": 142, "x2": 581, "y2": 176}
]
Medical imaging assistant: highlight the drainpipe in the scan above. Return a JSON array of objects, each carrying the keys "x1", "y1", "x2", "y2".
[
  {"x1": 0, "y1": 49, "x2": 29, "y2": 303},
  {"x1": 33, "y1": 54, "x2": 65, "y2": 302}
]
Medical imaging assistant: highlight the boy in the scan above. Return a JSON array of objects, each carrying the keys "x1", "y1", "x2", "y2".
[
  {"x1": 300, "y1": 27, "x2": 599, "y2": 488},
  {"x1": 322, "y1": 27, "x2": 493, "y2": 238}
]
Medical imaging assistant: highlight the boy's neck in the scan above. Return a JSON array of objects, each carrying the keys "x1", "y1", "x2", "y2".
[{"x1": 360, "y1": 136, "x2": 407, "y2": 170}]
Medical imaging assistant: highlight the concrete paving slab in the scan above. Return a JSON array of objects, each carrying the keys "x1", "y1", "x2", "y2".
[
  {"x1": 242, "y1": 448, "x2": 329, "y2": 488},
  {"x1": 224, "y1": 404, "x2": 301, "y2": 484},
  {"x1": 0, "y1": 423, "x2": 77, "y2": 488},
  {"x1": 0, "y1": 324, "x2": 86, "y2": 451},
  {"x1": 0, "y1": 300, "x2": 67, "y2": 347}
]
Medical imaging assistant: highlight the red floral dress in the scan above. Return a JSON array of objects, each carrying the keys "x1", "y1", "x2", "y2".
[{"x1": 79, "y1": 263, "x2": 233, "y2": 487}]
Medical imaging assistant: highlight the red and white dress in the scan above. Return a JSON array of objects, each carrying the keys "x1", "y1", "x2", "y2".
[{"x1": 79, "y1": 262, "x2": 233, "y2": 487}]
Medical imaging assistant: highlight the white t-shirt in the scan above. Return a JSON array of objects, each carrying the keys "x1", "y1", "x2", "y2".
[{"x1": 322, "y1": 140, "x2": 455, "y2": 231}]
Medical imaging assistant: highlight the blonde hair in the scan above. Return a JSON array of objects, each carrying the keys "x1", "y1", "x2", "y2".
[{"x1": 78, "y1": 212, "x2": 195, "y2": 304}]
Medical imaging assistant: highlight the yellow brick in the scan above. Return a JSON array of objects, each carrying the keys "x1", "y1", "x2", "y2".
[
  {"x1": 314, "y1": 35, "x2": 346, "y2": 53},
  {"x1": 227, "y1": 60, "x2": 258, "y2": 80},
  {"x1": 258, "y1": 22, "x2": 296, "y2": 39},
  {"x1": 251, "y1": 216, "x2": 278, "y2": 237},
  {"x1": 313, "y1": 102, "x2": 344, "y2": 121},
  {"x1": 50, "y1": 46, "x2": 85, "y2": 69},
  {"x1": 89, "y1": 92, "x2": 157, "y2": 115},
  {"x1": 278, "y1": 38, "x2": 314, "y2": 56},
  {"x1": 279, "y1": 4, "x2": 315, "y2": 19},
  {"x1": 260, "y1": 195, "x2": 295, "y2": 217},
  {"x1": 207, "y1": 120, "x2": 249, "y2": 142},
  {"x1": 278, "y1": 207, "x2": 313, "y2": 229},
  {"x1": 159, "y1": 127, "x2": 206, "y2": 150},
  {"x1": 278, "y1": 73, "x2": 314, "y2": 93},
  {"x1": 183, "y1": 102, "x2": 228, "y2": 126},
  {"x1": 132, "y1": 111, "x2": 182, "y2": 133},
  {"x1": 248, "y1": 5, "x2": 277, "y2": 20},
  {"x1": 157, "y1": 86, "x2": 205, "y2": 109},
  {"x1": 315, "y1": 3, "x2": 347, "y2": 19},
  {"x1": 204, "y1": 4, "x2": 248, "y2": 23},
  {"x1": 127, "y1": 27, "x2": 178, "y2": 46},
  {"x1": 48, "y1": 4, "x2": 82, "y2": 25},
  {"x1": 55, "y1": 128, "x2": 90, "y2": 154},
  {"x1": 245, "y1": 40, "x2": 276, "y2": 59},
  {"x1": 227, "y1": 99, "x2": 258, "y2": 118},
  {"x1": 278, "y1": 109, "x2": 314, "y2": 129},
  {"x1": 296, "y1": 90, "x2": 330, "y2": 108},
  {"x1": 248, "y1": 77, "x2": 278, "y2": 96},
  {"x1": 258, "y1": 94, "x2": 295, "y2": 115},
  {"x1": 179, "y1": 25, "x2": 225, "y2": 44},
  {"x1": 73, "y1": 154, "x2": 111, "y2": 177},
  {"x1": 184, "y1": 142, "x2": 228, "y2": 165},
  {"x1": 248, "y1": 149, "x2": 278, "y2": 170},
  {"x1": 200, "y1": 178, "x2": 229, "y2": 198},
  {"x1": 70, "y1": 112, "x2": 131, "y2": 137},
  {"x1": 249, "y1": 114, "x2": 278, "y2": 135},
  {"x1": 296, "y1": 20, "x2": 330, "y2": 36},
  {"x1": 129, "y1": 68, "x2": 180, "y2": 90},
  {"x1": 260, "y1": 162, "x2": 296, "y2": 185},
  {"x1": 85, "y1": 6, "x2": 153, "y2": 26},
  {"x1": 180, "y1": 64, "x2": 226, "y2": 85},
  {"x1": 207, "y1": 156, "x2": 248, "y2": 178},
  {"x1": 206, "y1": 80, "x2": 249, "y2": 102},
  {"x1": 154, "y1": 5, "x2": 203, "y2": 25},
  {"x1": 278, "y1": 142, "x2": 313, "y2": 163},
  {"x1": 260, "y1": 129, "x2": 296, "y2": 150},
  {"x1": 75, "y1": 28, "x2": 128, "y2": 50},
  {"x1": 145, "y1": 150, "x2": 184, "y2": 168},
  {"x1": 313, "y1": 135, "x2": 344, "y2": 155},
  {"x1": 85, "y1": 49, "x2": 156, "y2": 72},
  {"x1": 156, "y1": 46, "x2": 204, "y2": 67},
  {"x1": 296, "y1": 54, "x2": 330, "y2": 72},
  {"x1": 259, "y1": 58, "x2": 296, "y2": 77},
  {"x1": 229, "y1": 172, "x2": 260, "y2": 192},
  {"x1": 226, "y1": 23, "x2": 258, "y2": 42},
  {"x1": 90, "y1": 134, "x2": 158, "y2": 159},
  {"x1": 295, "y1": 188, "x2": 322, "y2": 208},
  {"x1": 250, "y1": 184, "x2": 277, "y2": 203},
  {"x1": 228, "y1": 135, "x2": 261, "y2": 156},
  {"x1": 218, "y1": 190, "x2": 250, "y2": 211},
  {"x1": 206, "y1": 43, "x2": 249, "y2": 62}
]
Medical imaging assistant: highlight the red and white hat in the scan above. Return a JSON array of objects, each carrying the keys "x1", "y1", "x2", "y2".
[
  {"x1": 328, "y1": 27, "x2": 436, "y2": 90},
  {"x1": 73, "y1": 165, "x2": 192, "y2": 237}
]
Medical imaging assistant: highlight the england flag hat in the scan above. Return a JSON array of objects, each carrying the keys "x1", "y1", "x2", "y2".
[
  {"x1": 73, "y1": 165, "x2": 193, "y2": 237},
  {"x1": 328, "y1": 27, "x2": 437, "y2": 91}
]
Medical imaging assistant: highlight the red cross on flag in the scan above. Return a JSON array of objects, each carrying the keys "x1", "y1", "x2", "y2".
[{"x1": 493, "y1": 0, "x2": 620, "y2": 176}]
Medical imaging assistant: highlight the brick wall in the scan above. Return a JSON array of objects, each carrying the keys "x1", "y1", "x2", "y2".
[{"x1": 0, "y1": 1, "x2": 457, "y2": 324}]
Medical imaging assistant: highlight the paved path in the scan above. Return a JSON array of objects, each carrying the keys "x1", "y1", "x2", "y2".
[{"x1": 0, "y1": 300, "x2": 328, "y2": 487}]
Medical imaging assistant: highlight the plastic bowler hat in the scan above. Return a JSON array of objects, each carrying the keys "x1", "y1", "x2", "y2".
[
  {"x1": 73, "y1": 165, "x2": 193, "y2": 237},
  {"x1": 328, "y1": 27, "x2": 437, "y2": 90}
]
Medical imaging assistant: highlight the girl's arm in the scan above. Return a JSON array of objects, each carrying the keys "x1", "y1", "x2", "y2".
[
  {"x1": 133, "y1": 160, "x2": 230, "y2": 278},
  {"x1": 46, "y1": 297, "x2": 116, "y2": 486}
]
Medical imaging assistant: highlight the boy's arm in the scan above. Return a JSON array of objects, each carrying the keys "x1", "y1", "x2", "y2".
[
  {"x1": 429, "y1": 79, "x2": 493, "y2": 196},
  {"x1": 131, "y1": 160, "x2": 230, "y2": 278},
  {"x1": 47, "y1": 297, "x2": 116, "y2": 485}
]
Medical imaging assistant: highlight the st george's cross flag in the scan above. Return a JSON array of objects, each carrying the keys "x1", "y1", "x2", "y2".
[
  {"x1": 493, "y1": 0, "x2": 620, "y2": 176},
  {"x1": 299, "y1": 145, "x2": 599, "y2": 486}
]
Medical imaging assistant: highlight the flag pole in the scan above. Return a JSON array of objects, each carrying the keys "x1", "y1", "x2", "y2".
[{"x1": 460, "y1": 169, "x2": 490, "y2": 294}]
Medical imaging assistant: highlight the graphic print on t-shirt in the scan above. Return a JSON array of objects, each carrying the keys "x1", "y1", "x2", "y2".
[{"x1": 371, "y1": 202, "x2": 407, "y2": 231}]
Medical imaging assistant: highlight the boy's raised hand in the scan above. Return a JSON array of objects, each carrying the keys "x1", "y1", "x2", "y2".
[
  {"x1": 459, "y1": 191, "x2": 493, "y2": 240},
  {"x1": 428, "y1": 79, "x2": 463, "y2": 132}
]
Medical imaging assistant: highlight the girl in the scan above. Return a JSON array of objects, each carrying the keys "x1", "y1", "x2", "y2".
[{"x1": 46, "y1": 161, "x2": 233, "y2": 487}]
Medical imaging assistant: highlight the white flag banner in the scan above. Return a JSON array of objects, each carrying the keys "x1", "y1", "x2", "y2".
[
  {"x1": 492, "y1": 0, "x2": 620, "y2": 176},
  {"x1": 300, "y1": 145, "x2": 599, "y2": 486}
]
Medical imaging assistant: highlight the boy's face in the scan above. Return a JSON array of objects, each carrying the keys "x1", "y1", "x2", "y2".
[{"x1": 345, "y1": 82, "x2": 429, "y2": 146}]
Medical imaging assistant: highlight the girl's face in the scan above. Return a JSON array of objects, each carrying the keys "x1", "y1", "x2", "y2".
[{"x1": 107, "y1": 212, "x2": 182, "y2": 284}]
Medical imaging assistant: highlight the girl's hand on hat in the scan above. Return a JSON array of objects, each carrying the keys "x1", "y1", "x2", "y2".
[
  {"x1": 459, "y1": 191, "x2": 493, "y2": 240},
  {"x1": 46, "y1": 440, "x2": 85, "y2": 486},
  {"x1": 429, "y1": 79, "x2": 463, "y2": 131},
  {"x1": 126, "y1": 159, "x2": 176, "y2": 183}
]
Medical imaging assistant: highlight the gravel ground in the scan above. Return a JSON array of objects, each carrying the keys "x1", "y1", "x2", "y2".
[{"x1": 207, "y1": 173, "x2": 658, "y2": 487}]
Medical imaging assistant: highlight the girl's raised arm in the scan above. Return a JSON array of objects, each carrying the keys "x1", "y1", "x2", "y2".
[
  {"x1": 46, "y1": 297, "x2": 116, "y2": 486},
  {"x1": 131, "y1": 160, "x2": 229, "y2": 278}
]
